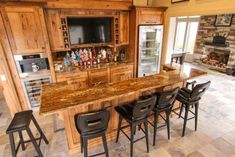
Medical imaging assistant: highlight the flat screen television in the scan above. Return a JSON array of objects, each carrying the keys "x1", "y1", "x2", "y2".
[{"x1": 67, "y1": 17, "x2": 112, "y2": 45}]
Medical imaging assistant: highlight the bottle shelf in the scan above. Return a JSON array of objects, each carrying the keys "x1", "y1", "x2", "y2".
[{"x1": 61, "y1": 17, "x2": 71, "y2": 49}]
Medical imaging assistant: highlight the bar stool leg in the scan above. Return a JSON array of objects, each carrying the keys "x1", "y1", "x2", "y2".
[
  {"x1": 9, "y1": 133, "x2": 16, "y2": 157},
  {"x1": 83, "y1": 137, "x2": 88, "y2": 157},
  {"x1": 179, "y1": 103, "x2": 184, "y2": 118},
  {"x1": 80, "y1": 136, "x2": 83, "y2": 153},
  {"x1": 130, "y1": 124, "x2": 135, "y2": 157},
  {"x1": 195, "y1": 103, "x2": 199, "y2": 131},
  {"x1": 116, "y1": 115, "x2": 122, "y2": 143},
  {"x1": 143, "y1": 121, "x2": 149, "y2": 153},
  {"x1": 166, "y1": 110, "x2": 170, "y2": 140},
  {"x1": 182, "y1": 105, "x2": 189, "y2": 137},
  {"x1": 153, "y1": 111, "x2": 158, "y2": 146},
  {"x1": 31, "y1": 116, "x2": 49, "y2": 144},
  {"x1": 26, "y1": 128, "x2": 43, "y2": 157},
  {"x1": 18, "y1": 131, "x2": 25, "y2": 151},
  {"x1": 102, "y1": 133, "x2": 109, "y2": 157}
]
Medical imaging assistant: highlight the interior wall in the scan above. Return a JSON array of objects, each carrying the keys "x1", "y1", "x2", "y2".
[{"x1": 152, "y1": 0, "x2": 235, "y2": 63}]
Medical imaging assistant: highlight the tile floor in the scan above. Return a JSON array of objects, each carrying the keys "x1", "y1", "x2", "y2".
[{"x1": 0, "y1": 63, "x2": 235, "y2": 157}]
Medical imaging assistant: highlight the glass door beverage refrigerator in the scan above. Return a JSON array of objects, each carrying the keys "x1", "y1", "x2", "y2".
[{"x1": 138, "y1": 25, "x2": 163, "y2": 77}]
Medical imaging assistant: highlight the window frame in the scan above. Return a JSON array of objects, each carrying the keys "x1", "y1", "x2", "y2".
[{"x1": 173, "y1": 16, "x2": 200, "y2": 54}]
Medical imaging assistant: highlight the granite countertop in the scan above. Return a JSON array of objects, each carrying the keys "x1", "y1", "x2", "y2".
[
  {"x1": 40, "y1": 63, "x2": 207, "y2": 115},
  {"x1": 55, "y1": 61, "x2": 134, "y2": 75}
]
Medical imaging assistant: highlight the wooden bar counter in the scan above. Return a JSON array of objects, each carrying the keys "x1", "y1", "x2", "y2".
[{"x1": 39, "y1": 64, "x2": 207, "y2": 153}]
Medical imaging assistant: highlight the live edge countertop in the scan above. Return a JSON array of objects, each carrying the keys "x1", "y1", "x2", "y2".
[{"x1": 39, "y1": 63, "x2": 207, "y2": 115}]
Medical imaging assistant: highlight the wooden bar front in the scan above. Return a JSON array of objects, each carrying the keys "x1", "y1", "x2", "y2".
[{"x1": 39, "y1": 64, "x2": 207, "y2": 153}]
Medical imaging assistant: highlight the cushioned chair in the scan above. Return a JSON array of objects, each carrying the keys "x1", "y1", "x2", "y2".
[
  {"x1": 115, "y1": 95, "x2": 157, "y2": 157},
  {"x1": 150, "y1": 87, "x2": 179, "y2": 145},
  {"x1": 174, "y1": 81, "x2": 211, "y2": 136},
  {"x1": 74, "y1": 109, "x2": 110, "y2": 157}
]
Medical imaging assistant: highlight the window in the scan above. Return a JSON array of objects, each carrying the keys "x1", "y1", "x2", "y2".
[{"x1": 173, "y1": 16, "x2": 200, "y2": 54}]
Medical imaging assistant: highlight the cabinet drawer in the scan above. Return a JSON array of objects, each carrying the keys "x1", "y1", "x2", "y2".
[
  {"x1": 110, "y1": 64, "x2": 133, "y2": 74},
  {"x1": 139, "y1": 10, "x2": 163, "y2": 24},
  {"x1": 56, "y1": 72, "x2": 88, "y2": 82},
  {"x1": 110, "y1": 64, "x2": 133, "y2": 83}
]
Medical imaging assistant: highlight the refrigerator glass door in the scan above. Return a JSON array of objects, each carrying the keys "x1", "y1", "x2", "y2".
[{"x1": 138, "y1": 25, "x2": 163, "y2": 77}]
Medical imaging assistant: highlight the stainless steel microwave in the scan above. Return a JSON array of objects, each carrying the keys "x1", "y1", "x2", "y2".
[{"x1": 14, "y1": 53, "x2": 50, "y2": 75}]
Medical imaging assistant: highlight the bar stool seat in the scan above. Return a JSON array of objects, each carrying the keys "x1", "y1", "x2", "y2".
[
  {"x1": 75, "y1": 109, "x2": 110, "y2": 157},
  {"x1": 6, "y1": 111, "x2": 33, "y2": 133},
  {"x1": 173, "y1": 81, "x2": 211, "y2": 136},
  {"x1": 149, "y1": 87, "x2": 179, "y2": 146},
  {"x1": 115, "y1": 95, "x2": 157, "y2": 157},
  {"x1": 6, "y1": 110, "x2": 49, "y2": 157},
  {"x1": 115, "y1": 104, "x2": 134, "y2": 121}
]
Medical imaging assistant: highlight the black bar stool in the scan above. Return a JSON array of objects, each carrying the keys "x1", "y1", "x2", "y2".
[
  {"x1": 149, "y1": 87, "x2": 179, "y2": 146},
  {"x1": 173, "y1": 81, "x2": 211, "y2": 136},
  {"x1": 6, "y1": 110, "x2": 49, "y2": 157},
  {"x1": 74, "y1": 109, "x2": 110, "y2": 157},
  {"x1": 115, "y1": 95, "x2": 156, "y2": 157}
]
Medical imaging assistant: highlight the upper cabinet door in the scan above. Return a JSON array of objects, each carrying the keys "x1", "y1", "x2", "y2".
[
  {"x1": 2, "y1": 6, "x2": 45, "y2": 54},
  {"x1": 119, "y1": 11, "x2": 129, "y2": 45},
  {"x1": 46, "y1": 9, "x2": 65, "y2": 51},
  {"x1": 138, "y1": 9, "x2": 163, "y2": 25}
]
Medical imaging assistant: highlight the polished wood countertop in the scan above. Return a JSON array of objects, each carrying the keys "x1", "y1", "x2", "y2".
[{"x1": 39, "y1": 64, "x2": 207, "y2": 115}]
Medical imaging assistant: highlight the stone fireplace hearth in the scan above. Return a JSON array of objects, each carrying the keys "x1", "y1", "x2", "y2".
[
  {"x1": 200, "y1": 50, "x2": 230, "y2": 72},
  {"x1": 194, "y1": 14, "x2": 235, "y2": 76}
]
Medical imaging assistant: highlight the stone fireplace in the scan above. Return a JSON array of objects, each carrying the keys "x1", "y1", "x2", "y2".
[{"x1": 194, "y1": 14, "x2": 235, "y2": 75}]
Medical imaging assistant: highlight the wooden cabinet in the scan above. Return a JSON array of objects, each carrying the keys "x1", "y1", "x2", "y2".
[
  {"x1": 88, "y1": 68, "x2": 110, "y2": 86},
  {"x1": 46, "y1": 9, "x2": 65, "y2": 51},
  {"x1": 56, "y1": 72, "x2": 88, "y2": 90},
  {"x1": 119, "y1": 11, "x2": 129, "y2": 45},
  {"x1": 1, "y1": 6, "x2": 46, "y2": 54},
  {"x1": 110, "y1": 64, "x2": 133, "y2": 83},
  {"x1": 130, "y1": 6, "x2": 167, "y2": 77},
  {"x1": 56, "y1": 64, "x2": 133, "y2": 87},
  {"x1": 138, "y1": 9, "x2": 163, "y2": 24}
]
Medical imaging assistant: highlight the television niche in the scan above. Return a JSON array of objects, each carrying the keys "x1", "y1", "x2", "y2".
[{"x1": 67, "y1": 17, "x2": 112, "y2": 46}]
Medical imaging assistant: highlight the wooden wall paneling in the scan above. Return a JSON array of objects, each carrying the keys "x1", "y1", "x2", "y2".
[
  {"x1": 129, "y1": 8, "x2": 138, "y2": 77},
  {"x1": 0, "y1": 12, "x2": 29, "y2": 110},
  {"x1": 0, "y1": 41, "x2": 21, "y2": 116},
  {"x1": 46, "y1": 0, "x2": 132, "y2": 10},
  {"x1": 2, "y1": 6, "x2": 46, "y2": 54},
  {"x1": 38, "y1": 7, "x2": 57, "y2": 82},
  {"x1": 119, "y1": 11, "x2": 129, "y2": 45},
  {"x1": 45, "y1": 9, "x2": 65, "y2": 51}
]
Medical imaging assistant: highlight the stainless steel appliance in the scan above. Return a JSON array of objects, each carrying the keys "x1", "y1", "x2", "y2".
[
  {"x1": 138, "y1": 25, "x2": 163, "y2": 77},
  {"x1": 14, "y1": 53, "x2": 51, "y2": 109},
  {"x1": 21, "y1": 74, "x2": 51, "y2": 109}
]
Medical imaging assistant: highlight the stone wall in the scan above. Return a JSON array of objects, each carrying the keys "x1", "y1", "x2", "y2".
[{"x1": 194, "y1": 14, "x2": 235, "y2": 74}]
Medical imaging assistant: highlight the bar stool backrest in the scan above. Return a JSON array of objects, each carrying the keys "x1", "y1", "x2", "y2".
[
  {"x1": 75, "y1": 110, "x2": 110, "y2": 134},
  {"x1": 191, "y1": 81, "x2": 211, "y2": 101},
  {"x1": 132, "y1": 95, "x2": 157, "y2": 120},
  {"x1": 156, "y1": 87, "x2": 179, "y2": 109}
]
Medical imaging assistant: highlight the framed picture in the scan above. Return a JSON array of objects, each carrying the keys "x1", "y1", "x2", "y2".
[
  {"x1": 215, "y1": 14, "x2": 233, "y2": 27},
  {"x1": 171, "y1": 0, "x2": 189, "y2": 3}
]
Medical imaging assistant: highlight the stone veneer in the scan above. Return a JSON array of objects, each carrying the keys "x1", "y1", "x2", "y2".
[{"x1": 194, "y1": 14, "x2": 235, "y2": 75}]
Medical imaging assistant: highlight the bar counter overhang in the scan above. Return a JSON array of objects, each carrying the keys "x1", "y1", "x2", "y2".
[{"x1": 39, "y1": 63, "x2": 207, "y2": 153}]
